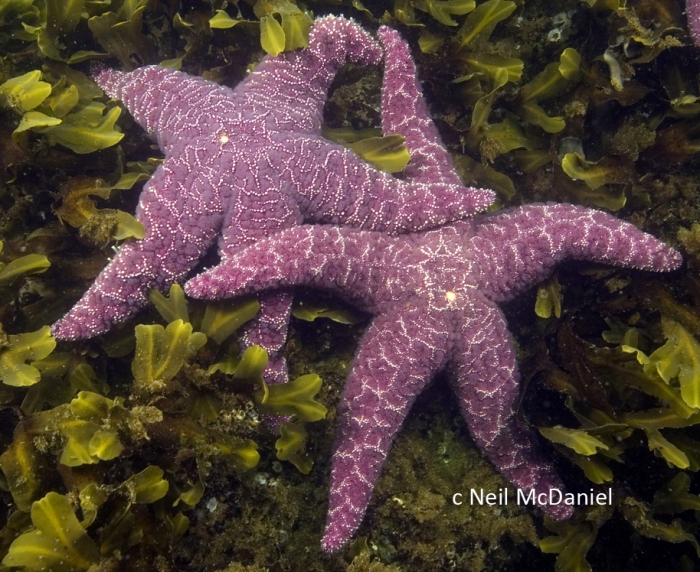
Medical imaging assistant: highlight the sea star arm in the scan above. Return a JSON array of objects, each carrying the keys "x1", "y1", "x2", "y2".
[
  {"x1": 186, "y1": 225, "x2": 391, "y2": 309},
  {"x1": 268, "y1": 136, "x2": 494, "y2": 235},
  {"x1": 53, "y1": 156, "x2": 224, "y2": 339},
  {"x1": 472, "y1": 203, "x2": 682, "y2": 302},
  {"x1": 377, "y1": 26, "x2": 464, "y2": 187},
  {"x1": 232, "y1": 16, "x2": 382, "y2": 134},
  {"x1": 687, "y1": 0, "x2": 700, "y2": 45},
  {"x1": 450, "y1": 297, "x2": 573, "y2": 520},
  {"x1": 322, "y1": 306, "x2": 452, "y2": 552}
]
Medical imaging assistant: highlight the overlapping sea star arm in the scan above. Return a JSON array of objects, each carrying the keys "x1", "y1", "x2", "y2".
[
  {"x1": 377, "y1": 26, "x2": 464, "y2": 186},
  {"x1": 472, "y1": 203, "x2": 682, "y2": 302},
  {"x1": 233, "y1": 16, "x2": 382, "y2": 133},
  {"x1": 53, "y1": 156, "x2": 224, "y2": 339},
  {"x1": 449, "y1": 297, "x2": 573, "y2": 520},
  {"x1": 277, "y1": 136, "x2": 494, "y2": 234},
  {"x1": 322, "y1": 307, "x2": 452, "y2": 552},
  {"x1": 186, "y1": 225, "x2": 395, "y2": 309}
]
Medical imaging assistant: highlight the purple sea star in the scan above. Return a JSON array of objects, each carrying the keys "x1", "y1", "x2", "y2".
[
  {"x1": 51, "y1": 17, "x2": 494, "y2": 385},
  {"x1": 186, "y1": 26, "x2": 683, "y2": 552},
  {"x1": 687, "y1": 0, "x2": 700, "y2": 44}
]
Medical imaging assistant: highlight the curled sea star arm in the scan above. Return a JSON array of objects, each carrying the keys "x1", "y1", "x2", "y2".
[
  {"x1": 449, "y1": 297, "x2": 573, "y2": 520},
  {"x1": 472, "y1": 203, "x2": 682, "y2": 303},
  {"x1": 53, "y1": 156, "x2": 224, "y2": 339},
  {"x1": 377, "y1": 26, "x2": 464, "y2": 187},
  {"x1": 232, "y1": 16, "x2": 382, "y2": 134},
  {"x1": 321, "y1": 307, "x2": 452, "y2": 552}
]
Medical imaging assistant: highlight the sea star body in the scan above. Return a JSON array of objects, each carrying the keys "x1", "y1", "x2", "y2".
[
  {"x1": 188, "y1": 206, "x2": 681, "y2": 552},
  {"x1": 51, "y1": 17, "x2": 494, "y2": 385},
  {"x1": 186, "y1": 26, "x2": 683, "y2": 552}
]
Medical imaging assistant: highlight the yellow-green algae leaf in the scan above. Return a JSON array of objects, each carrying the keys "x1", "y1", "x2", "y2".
[
  {"x1": 0, "y1": 424, "x2": 45, "y2": 511},
  {"x1": 98, "y1": 501, "x2": 141, "y2": 556},
  {"x1": 212, "y1": 435, "x2": 260, "y2": 470},
  {"x1": 539, "y1": 426, "x2": 609, "y2": 455},
  {"x1": 348, "y1": 135, "x2": 411, "y2": 173},
  {"x1": 39, "y1": 103, "x2": 124, "y2": 154},
  {"x1": 540, "y1": 518, "x2": 596, "y2": 572},
  {"x1": 148, "y1": 283, "x2": 190, "y2": 324},
  {"x1": 455, "y1": 0, "x2": 516, "y2": 48},
  {"x1": 169, "y1": 513, "x2": 189, "y2": 542},
  {"x1": 14, "y1": 110, "x2": 62, "y2": 132},
  {"x1": 646, "y1": 319, "x2": 700, "y2": 409},
  {"x1": 292, "y1": 299, "x2": 362, "y2": 324},
  {"x1": 276, "y1": 421, "x2": 313, "y2": 473},
  {"x1": 645, "y1": 428, "x2": 690, "y2": 469},
  {"x1": 233, "y1": 345, "x2": 268, "y2": 380},
  {"x1": 132, "y1": 320, "x2": 207, "y2": 391},
  {"x1": 423, "y1": 0, "x2": 476, "y2": 26},
  {"x1": 88, "y1": 429, "x2": 124, "y2": 461},
  {"x1": 465, "y1": 53, "x2": 523, "y2": 83},
  {"x1": 60, "y1": 420, "x2": 103, "y2": 466},
  {"x1": 654, "y1": 472, "x2": 700, "y2": 513},
  {"x1": 3, "y1": 492, "x2": 100, "y2": 571},
  {"x1": 562, "y1": 153, "x2": 622, "y2": 190},
  {"x1": 112, "y1": 210, "x2": 145, "y2": 240},
  {"x1": 0, "y1": 252, "x2": 50, "y2": 286},
  {"x1": 625, "y1": 408, "x2": 700, "y2": 431},
  {"x1": 517, "y1": 49, "x2": 581, "y2": 133},
  {"x1": 256, "y1": 0, "x2": 312, "y2": 53},
  {"x1": 418, "y1": 31, "x2": 444, "y2": 53},
  {"x1": 121, "y1": 466, "x2": 169, "y2": 504},
  {"x1": 255, "y1": 373, "x2": 327, "y2": 421},
  {"x1": 79, "y1": 483, "x2": 109, "y2": 527},
  {"x1": 535, "y1": 277, "x2": 562, "y2": 319},
  {"x1": 0, "y1": 70, "x2": 52, "y2": 112},
  {"x1": 209, "y1": 9, "x2": 242, "y2": 29},
  {"x1": 0, "y1": 326, "x2": 56, "y2": 387},
  {"x1": 570, "y1": 452, "x2": 613, "y2": 484},
  {"x1": 201, "y1": 297, "x2": 260, "y2": 345},
  {"x1": 48, "y1": 83, "x2": 80, "y2": 118},
  {"x1": 176, "y1": 480, "x2": 205, "y2": 507},
  {"x1": 260, "y1": 15, "x2": 286, "y2": 56}
]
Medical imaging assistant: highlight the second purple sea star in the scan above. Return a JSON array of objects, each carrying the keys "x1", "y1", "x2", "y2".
[
  {"x1": 186, "y1": 27, "x2": 683, "y2": 552},
  {"x1": 51, "y1": 17, "x2": 493, "y2": 385}
]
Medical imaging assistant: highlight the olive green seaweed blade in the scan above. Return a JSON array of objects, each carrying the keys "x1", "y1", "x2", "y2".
[{"x1": 3, "y1": 492, "x2": 100, "y2": 571}]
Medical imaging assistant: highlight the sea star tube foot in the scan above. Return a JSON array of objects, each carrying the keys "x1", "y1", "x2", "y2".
[{"x1": 184, "y1": 208, "x2": 681, "y2": 551}]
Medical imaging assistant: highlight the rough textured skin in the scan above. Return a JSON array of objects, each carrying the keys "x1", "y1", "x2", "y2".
[
  {"x1": 188, "y1": 209, "x2": 681, "y2": 552},
  {"x1": 688, "y1": 0, "x2": 700, "y2": 44},
  {"x1": 51, "y1": 17, "x2": 494, "y2": 387},
  {"x1": 186, "y1": 26, "x2": 683, "y2": 553}
]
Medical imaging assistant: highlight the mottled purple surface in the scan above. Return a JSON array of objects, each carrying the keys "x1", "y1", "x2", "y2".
[
  {"x1": 688, "y1": 0, "x2": 700, "y2": 44},
  {"x1": 52, "y1": 17, "x2": 494, "y2": 385},
  {"x1": 187, "y1": 27, "x2": 683, "y2": 552}
]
